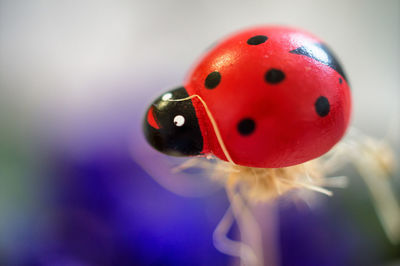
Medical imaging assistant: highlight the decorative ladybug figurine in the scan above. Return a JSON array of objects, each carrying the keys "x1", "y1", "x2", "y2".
[
  {"x1": 140, "y1": 27, "x2": 398, "y2": 261},
  {"x1": 143, "y1": 26, "x2": 352, "y2": 168}
]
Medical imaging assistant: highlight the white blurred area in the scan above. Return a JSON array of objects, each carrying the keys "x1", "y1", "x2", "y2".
[{"x1": 0, "y1": 0, "x2": 399, "y2": 143}]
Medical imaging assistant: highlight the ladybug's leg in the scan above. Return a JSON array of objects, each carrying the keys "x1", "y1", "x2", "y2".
[
  {"x1": 213, "y1": 190, "x2": 264, "y2": 266},
  {"x1": 213, "y1": 206, "x2": 247, "y2": 260},
  {"x1": 171, "y1": 157, "x2": 239, "y2": 176},
  {"x1": 321, "y1": 175, "x2": 348, "y2": 188},
  {"x1": 171, "y1": 157, "x2": 207, "y2": 173},
  {"x1": 280, "y1": 178, "x2": 333, "y2": 196}
]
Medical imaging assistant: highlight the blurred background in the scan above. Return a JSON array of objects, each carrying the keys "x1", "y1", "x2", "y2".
[{"x1": 0, "y1": 0, "x2": 399, "y2": 265}]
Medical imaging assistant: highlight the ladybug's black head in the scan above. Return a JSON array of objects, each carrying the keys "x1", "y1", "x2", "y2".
[{"x1": 143, "y1": 86, "x2": 204, "y2": 156}]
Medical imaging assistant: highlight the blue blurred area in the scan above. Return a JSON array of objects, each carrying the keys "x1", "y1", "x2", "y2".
[
  {"x1": 3, "y1": 131, "x2": 230, "y2": 265},
  {"x1": 1, "y1": 115, "x2": 398, "y2": 265}
]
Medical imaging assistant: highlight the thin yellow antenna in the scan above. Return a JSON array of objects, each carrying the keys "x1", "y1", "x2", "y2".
[{"x1": 169, "y1": 94, "x2": 236, "y2": 165}]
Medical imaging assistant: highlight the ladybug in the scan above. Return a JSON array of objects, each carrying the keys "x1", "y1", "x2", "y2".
[{"x1": 143, "y1": 26, "x2": 352, "y2": 168}]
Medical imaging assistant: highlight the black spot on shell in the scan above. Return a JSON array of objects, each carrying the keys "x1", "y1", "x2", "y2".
[
  {"x1": 247, "y1": 35, "x2": 268, "y2": 45},
  {"x1": 205, "y1": 71, "x2": 221, "y2": 89},
  {"x1": 237, "y1": 118, "x2": 256, "y2": 136},
  {"x1": 290, "y1": 43, "x2": 347, "y2": 82},
  {"x1": 315, "y1": 96, "x2": 330, "y2": 117},
  {"x1": 265, "y1": 69, "x2": 285, "y2": 84}
]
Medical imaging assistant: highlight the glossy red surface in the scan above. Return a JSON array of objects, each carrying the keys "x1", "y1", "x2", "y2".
[{"x1": 185, "y1": 26, "x2": 352, "y2": 168}]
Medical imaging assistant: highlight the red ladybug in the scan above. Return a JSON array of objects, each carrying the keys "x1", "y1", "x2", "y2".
[{"x1": 143, "y1": 26, "x2": 352, "y2": 168}]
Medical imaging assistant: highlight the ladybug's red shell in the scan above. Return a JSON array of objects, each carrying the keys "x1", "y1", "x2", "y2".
[{"x1": 184, "y1": 26, "x2": 352, "y2": 168}]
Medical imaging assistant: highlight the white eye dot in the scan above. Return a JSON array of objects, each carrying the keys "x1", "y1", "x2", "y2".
[
  {"x1": 173, "y1": 115, "x2": 185, "y2": 127},
  {"x1": 162, "y1": 92, "x2": 173, "y2": 101}
]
